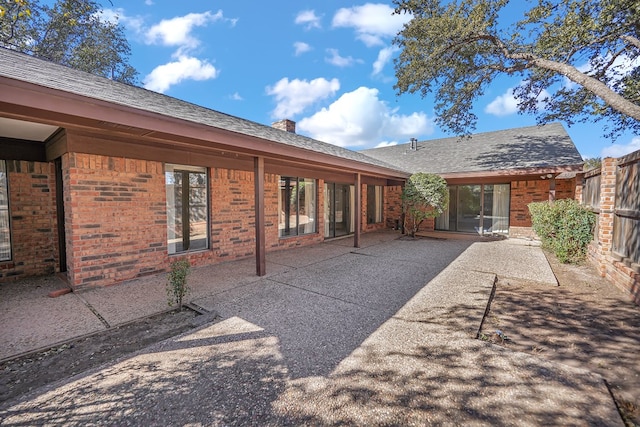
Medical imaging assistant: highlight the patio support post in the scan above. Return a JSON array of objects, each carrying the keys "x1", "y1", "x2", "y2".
[
  {"x1": 354, "y1": 173, "x2": 361, "y2": 248},
  {"x1": 254, "y1": 156, "x2": 266, "y2": 276}
]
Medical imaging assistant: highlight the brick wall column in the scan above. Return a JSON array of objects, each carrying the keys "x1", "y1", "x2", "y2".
[
  {"x1": 595, "y1": 158, "x2": 616, "y2": 275},
  {"x1": 574, "y1": 174, "x2": 584, "y2": 203}
]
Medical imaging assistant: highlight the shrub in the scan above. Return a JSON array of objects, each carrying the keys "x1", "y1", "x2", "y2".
[
  {"x1": 402, "y1": 173, "x2": 449, "y2": 237},
  {"x1": 167, "y1": 258, "x2": 191, "y2": 310},
  {"x1": 528, "y1": 199, "x2": 596, "y2": 263}
]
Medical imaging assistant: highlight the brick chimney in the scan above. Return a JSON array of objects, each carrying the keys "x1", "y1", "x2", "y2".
[{"x1": 272, "y1": 119, "x2": 296, "y2": 133}]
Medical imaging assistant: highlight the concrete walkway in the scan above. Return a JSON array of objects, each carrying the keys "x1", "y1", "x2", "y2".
[{"x1": 0, "y1": 231, "x2": 623, "y2": 425}]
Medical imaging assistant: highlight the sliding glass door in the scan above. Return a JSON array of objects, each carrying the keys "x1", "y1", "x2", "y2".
[
  {"x1": 436, "y1": 184, "x2": 510, "y2": 235},
  {"x1": 324, "y1": 183, "x2": 354, "y2": 238},
  {"x1": 457, "y1": 185, "x2": 481, "y2": 233}
]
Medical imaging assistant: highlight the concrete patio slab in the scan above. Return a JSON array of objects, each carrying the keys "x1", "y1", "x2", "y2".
[
  {"x1": 276, "y1": 322, "x2": 621, "y2": 426},
  {"x1": 265, "y1": 243, "x2": 354, "y2": 268},
  {"x1": 0, "y1": 231, "x2": 625, "y2": 425},
  {"x1": 394, "y1": 267, "x2": 497, "y2": 338},
  {"x1": 452, "y1": 239, "x2": 558, "y2": 285},
  {"x1": 0, "y1": 276, "x2": 105, "y2": 361},
  {"x1": 194, "y1": 279, "x2": 384, "y2": 379}
]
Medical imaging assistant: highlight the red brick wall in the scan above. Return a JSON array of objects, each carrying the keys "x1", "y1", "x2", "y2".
[
  {"x1": 362, "y1": 184, "x2": 390, "y2": 232},
  {"x1": 0, "y1": 160, "x2": 58, "y2": 281},
  {"x1": 209, "y1": 168, "x2": 257, "y2": 261},
  {"x1": 64, "y1": 153, "x2": 167, "y2": 288},
  {"x1": 556, "y1": 178, "x2": 576, "y2": 200},
  {"x1": 510, "y1": 179, "x2": 551, "y2": 227},
  {"x1": 385, "y1": 185, "x2": 402, "y2": 230},
  {"x1": 9, "y1": 152, "x2": 399, "y2": 288},
  {"x1": 586, "y1": 157, "x2": 639, "y2": 304},
  {"x1": 507, "y1": 178, "x2": 577, "y2": 239},
  {"x1": 510, "y1": 178, "x2": 576, "y2": 228}
]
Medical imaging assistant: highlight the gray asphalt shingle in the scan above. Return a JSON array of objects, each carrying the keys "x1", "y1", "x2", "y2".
[
  {"x1": 362, "y1": 122, "x2": 584, "y2": 174},
  {"x1": 0, "y1": 48, "x2": 402, "y2": 173}
]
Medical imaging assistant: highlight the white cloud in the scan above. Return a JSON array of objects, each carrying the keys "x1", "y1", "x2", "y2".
[
  {"x1": 145, "y1": 10, "x2": 224, "y2": 53},
  {"x1": 601, "y1": 136, "x2": 640, "y2": 158},
  {"x1": 295, "y1": 10, "x2": 322, "y2": 29},
  {"x1": 294, "y1": 42, "x2": 311, "y2": 56},
  {"x1": 332, "y1": 3, "x2": 411, "y2": 47},
  {"x1": 484, "y1": 88, "x2": 520, "y2": 116},
  {"x1": 485, "y1": 86, "x2": 550, "y2": 116},
  {"x1": 298, "y1": 86, "x2": 433, "y2": 148},
  {"x1": 230, "y1": 92, "x2": 243, "y2": 101},
  {"x1": 375, "y1": 141, "x2": 398, "y2": 148},
  {"x1": 266, "y1": 77, "x2": 340, "y2": 118},
  {"x1": 143, "y1": 56, "x2": 218, "y2": 93},
  {"x1": 372, "y1": 46, "x2": 398, "y2": 76},
  {"x1": 145, "y1": 0, "x2": 153, "y2": 5},
  {"x1": 325, "y1": 48, "x2": 359, "y2": 67}
]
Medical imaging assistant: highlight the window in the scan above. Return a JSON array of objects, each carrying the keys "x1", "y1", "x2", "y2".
[
  {"x1": 367, "y1": 185, "x2": 383, "y2": 224},
  {"x1": 0, "y1": 160, "x2": 10, "y2": 261},
  {"x1": 279, "y1": 176, "x2": 316, "y2": 237},
  {"x1": 436, "y1": 184, "x2": 510, "y2": 235},
  {"x1": 165, "y1": 164, "x2": 208, "y2": 254}
]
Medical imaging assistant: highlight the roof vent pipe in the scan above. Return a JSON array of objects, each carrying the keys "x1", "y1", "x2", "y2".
[{"x1": 410, "y1": 137, "x2": 418, "y2": 150}]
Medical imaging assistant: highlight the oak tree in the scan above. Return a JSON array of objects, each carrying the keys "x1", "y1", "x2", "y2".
[
  {"x1": 393, "y1": 0, "x2": 640, "y2": 139},
  {"x1": 0, "y1": 0, "x2": 137, "y2": 84}
]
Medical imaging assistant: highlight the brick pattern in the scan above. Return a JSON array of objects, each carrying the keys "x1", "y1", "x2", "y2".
[
  {"x1": 5, "y1": 153, "x2": 401, "y2": 287},
  {"x1": 209, "y1": 168, "x2": 257, "y2": 262},
  {"x1": 509, "y1": 178, "x2": 576, "y2": 238},
  {"x1": 64, "y1": 153, "x2": 167, "y2": 288},
  {"x1": 509, "y1": 179, "x2": 551, "y2": 227},
  {"x1": 586, "y1": 157, "x2": 639, "y2": 304},
  {"x1": 384, "y1": 185, "x2": 402, "y2": 230},
  {"x1": 588, "y1": 158, "x2": 616, "y2": 276},
  {"x1": 0, "y1": 161, "x2": 58, "y2": 281},
  {"x1": 363, "y1": 184, "x2": 387, "y2": 232},
  {"x1": 555, "y1": 178, "x2": 576, "y2": 200}
]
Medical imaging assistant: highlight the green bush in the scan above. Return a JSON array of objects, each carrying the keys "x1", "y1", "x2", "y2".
[
  {"x1": 528, "y1": 199, "x2": 596, "y2": 263},
  {"x1": 167, "y1": 258, "x2": 191, "y2": 310},
  {"x1": 402, "y1": 172, "x2": 449, "y2": 237}
]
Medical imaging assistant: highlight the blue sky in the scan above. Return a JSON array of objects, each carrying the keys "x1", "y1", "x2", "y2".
[{"x1": 96, "y1": 1, "x2": 639, "y2": 159}]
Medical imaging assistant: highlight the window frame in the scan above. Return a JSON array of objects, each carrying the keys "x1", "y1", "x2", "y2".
[
  {"x1": 366, "y1": 185, "x2": 384, "y2": 224},
  {"x1": 165, "y1": 164, "x2": 209, "y2": 255},
  {"x1": 278, "y1": 176, "x2": 317, "y2": 238},
  {"x1": 0, "y1": 160, "x2": 11, "y2": 262}
]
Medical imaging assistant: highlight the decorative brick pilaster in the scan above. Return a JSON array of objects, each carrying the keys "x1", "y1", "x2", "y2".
[
  {"x1": 595, "y1": 158, "x2": 617, "y2": 275},
  {"x1": 574, "y1": 174, "x2": 584, "y2": 203}
]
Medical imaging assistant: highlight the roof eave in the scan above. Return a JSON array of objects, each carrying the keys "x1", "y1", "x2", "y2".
[{"x1": 0, "y1": 76, "x2": 408, "y2": 180}]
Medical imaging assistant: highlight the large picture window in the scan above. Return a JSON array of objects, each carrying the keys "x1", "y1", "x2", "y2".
[
  {"x1": 279, "y1": 176, "x2": 316, "y2": 237},
  {"x1": 0, "y1": 160, "x2": 10, "y2": 261},
  {"x1": 166, "y1": 164, "x2": 208, "y2": 254},
  {"x1": 367, "y1": 185, "x2": 383, "y2": 224}
]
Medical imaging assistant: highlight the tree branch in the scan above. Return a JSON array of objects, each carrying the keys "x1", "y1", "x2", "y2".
[
  {"x1": 476, "y1": 32, "x2": 640, "y2": 122},
  {"x1": 621, "y1": 35, "x2": 640, "y2": 49}
]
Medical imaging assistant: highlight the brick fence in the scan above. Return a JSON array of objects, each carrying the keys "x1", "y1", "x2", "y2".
[{"x1": 582, "y1": 150, "x2": 640, "y2": 305}]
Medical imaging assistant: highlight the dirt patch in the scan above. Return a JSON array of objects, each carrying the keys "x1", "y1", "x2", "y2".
[
  {"x1": 0, "y1": 308, "x2": 202, "y2": 404},
  {"x1": 480, "y1": 251, "x2": 640, "y2": 426}
]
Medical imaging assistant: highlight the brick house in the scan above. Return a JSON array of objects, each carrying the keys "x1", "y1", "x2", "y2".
[
  {"x1": 0, "y1": 48, "x2": 407, "y2": 289},
  {"x1": 0, "y1": 47, "x2": 587, "y2": 289},
  {"x1": 363, "y1": 123, "x2": 584, "y2": 238}
]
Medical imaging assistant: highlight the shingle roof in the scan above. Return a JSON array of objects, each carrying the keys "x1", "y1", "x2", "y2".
[
  {"x1": 362, "y1": 123, "x2": 584, "y2": 174},
  {"x1": 0, "y1": 48, "x2": 403, "y2": 174}
]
